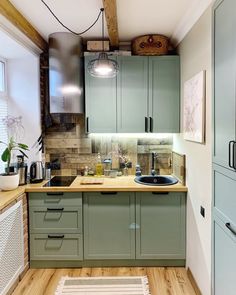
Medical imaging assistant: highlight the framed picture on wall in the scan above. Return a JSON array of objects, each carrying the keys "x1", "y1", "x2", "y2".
[{"x1": 183, "y1": 70, "x2": 206, "y2": 143}]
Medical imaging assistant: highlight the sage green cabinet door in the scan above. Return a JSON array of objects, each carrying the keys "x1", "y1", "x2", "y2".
[
  {"x1": 84, "y1": 192, "x2": 135, "y2": 260},
  {"x1": 213, "y1": 0, "x2": 236, "y2": 168},
  {"x1": 117, "y1": 56, "x2": 148, "y2": 133},
  {"x1": 213, "y1": 164, "x2": 236, "y2": 225},
  {"x1": 136, "y1": 192, "x2": 186, "y2": 259},
  {"x1": 214, "y1": 216, "x2": 236, "y2": 295},
  {"x1": 84, "y1": 56, "x2": 117, "y2": 133},
  {"x1": 149, "y1": 56, "x2": 180, "y2": 133}
]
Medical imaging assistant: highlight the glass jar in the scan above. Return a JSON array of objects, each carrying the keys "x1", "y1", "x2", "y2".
[{"x1": 123, "y1": 166, "x2": 129, "y2": 176}]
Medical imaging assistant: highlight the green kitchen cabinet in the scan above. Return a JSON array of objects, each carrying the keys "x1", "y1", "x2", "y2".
[
  {"x1": 135, "y1": 192, "x2": 186, "y2": 259},
  {"x1": 214, "y1": 215, "x2": 236, "y2": 295},
  {"x1": 84, "y1": 56, "x2": 117, "y2": 133},
  {"x1": 29, "y1": 192, "x2": 83, "y2": 265},
  {"x1": 149, "y1": 56, "x2": 180, "y2": 133},
  {"x1": 30, "y1": 233, "x2": 83, "y2": 261},
  {"x1": 84, "y1": 55, "x2": 180, "y2": 133},
  {"x1": 213, "y1": 164, "x2": 236, "y2": 295},
  {"x1": 213, "y1": 1, "x2": 236, "y2": 294},
  {"x1": 83, "y1": 192, "x2": 136, "y2": 260},
  {"x1": 117, "y1": 56, "x2": 149, "y2": 133},
  {"x1": 213, "y1": 0, "x2": 236, "y2": 169}
]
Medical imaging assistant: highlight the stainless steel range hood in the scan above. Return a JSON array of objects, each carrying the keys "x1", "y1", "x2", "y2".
[{"x1": 49, "y1": 32, "x2": 84, "y2": 114}]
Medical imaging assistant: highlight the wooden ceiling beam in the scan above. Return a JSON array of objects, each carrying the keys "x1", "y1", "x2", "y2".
[
  {"x1": 102, "y1": 0, "x2": 119, "y2": 48},
  {"x1": 0, "y1": 0, "x2": 48, "y2": 52}
]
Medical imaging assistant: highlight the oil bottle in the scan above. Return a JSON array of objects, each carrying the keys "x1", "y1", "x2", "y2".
[{"x1": 95, "y1": 153, "x2": 103, "y2": 176}]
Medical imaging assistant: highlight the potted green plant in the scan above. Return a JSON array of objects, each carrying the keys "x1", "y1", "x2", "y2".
[{"x1": 0, "y1": 116, "x2": 29, "y2": 191}]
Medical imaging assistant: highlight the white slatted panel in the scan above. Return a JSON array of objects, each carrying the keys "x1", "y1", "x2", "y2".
[
  {"x1": 0, "y1": 201, "x2": 24, "y2": 295},
  {"x1": 0, "y1": 96, "x2": 8, "y2": 174}
]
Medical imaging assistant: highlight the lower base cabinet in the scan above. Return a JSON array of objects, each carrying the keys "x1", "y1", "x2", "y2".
[
  {"x1": 83, "y1": 192, "x2": 135, "y2": 259},
  {"x1": 83, "y1": 191, "x2": 186, "y2": 261},
  {"x1": 136, "y1": 192, "x2": 186, "y2": 259},
  {"x1": 29, "y1": 191, "x2": 186, "y2": 267}
]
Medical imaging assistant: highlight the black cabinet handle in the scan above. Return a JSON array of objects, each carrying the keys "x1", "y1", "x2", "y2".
[
  {"x1": 47, "y1": 208, "x2": 64, "y2": 211},
  {"x1": 225, "y1": 222, "x2": 236, "y2": 236},
  {"x1": 86, "y1": 117, "x2": 89, "y2": 133},
  {"x1": 48, "y1": 234, "x2": 65, "y2": 239},
  {"x1": 47, "y1": 192, "x2": 64, "y2": 196},
  {"x1": 152, "y1": 192, "x2": 169, "y2": 195},
  {"x1": 233, "y1": 142, "x2": 236, "y2": 170},
  {"x1": 229, "y1": 141, "x2": 234, "y2": 168},
  {"x1": 145, "y1": 117, "x2": 148, "y2": 132},
  {"x1": 149, "y1": 117, "x2": 153, "y2": 132},
  {"x1": 100, "y1": 192, "x2": 117, "y2": 195}
]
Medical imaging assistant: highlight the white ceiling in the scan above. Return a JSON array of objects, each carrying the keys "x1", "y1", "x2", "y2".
[{"x1": 9, "y1": 0, "x2": 212, "y2": 45}]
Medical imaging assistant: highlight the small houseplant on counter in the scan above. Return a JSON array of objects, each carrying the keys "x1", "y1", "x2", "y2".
[{"x1": 0, "y1": 116, "x2": 29, "y2": 191}]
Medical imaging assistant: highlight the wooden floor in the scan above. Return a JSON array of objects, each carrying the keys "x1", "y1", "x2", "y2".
[{"x1": 12, "y1": 267, "x2": 196, "y2": 295}]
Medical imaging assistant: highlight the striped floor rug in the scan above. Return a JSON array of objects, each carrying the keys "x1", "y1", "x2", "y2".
[{"x1": 55, "y1": 276, "x2": 151, "y2": 295}]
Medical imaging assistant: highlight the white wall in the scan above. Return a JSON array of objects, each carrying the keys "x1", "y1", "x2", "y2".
[
  {"x1": 173, "y1": 6, "x2": 212, "y2": 295},
  {"x1": 7, "y1": 56, "x2": 42, "y2": 166}
]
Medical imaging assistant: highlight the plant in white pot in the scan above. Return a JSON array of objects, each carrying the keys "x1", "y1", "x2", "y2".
[{"x1": 0, "y1": 116, "x2": 29, "y2": 191}]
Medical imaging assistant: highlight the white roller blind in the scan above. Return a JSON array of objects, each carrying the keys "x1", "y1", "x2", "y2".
[{"x1": 0, "y1": 59, "x2": 8, "y2": 174}]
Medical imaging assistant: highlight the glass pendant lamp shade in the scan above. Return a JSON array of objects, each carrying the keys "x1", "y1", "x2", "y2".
[
  {"x1": 87, "y1": 52, "x2": 118, "y2": 78},
  {"x1": 87, "y1": 8, "x2": 119, "y2": 78}
]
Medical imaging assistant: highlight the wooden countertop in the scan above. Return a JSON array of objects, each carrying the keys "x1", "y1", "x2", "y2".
[
  {"x1": 0, "y1": 186, "x2": 25, "y2": 211},
  {"x1": 0, "y1": 176, "x2": 187, "y2": 211}
]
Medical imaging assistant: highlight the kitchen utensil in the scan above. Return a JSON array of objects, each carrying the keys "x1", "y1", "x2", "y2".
[
  {"x1": 18, "y1": 165, "x2": 28, "y2": 185},
  {"x1": 30, "y1": 161, "x2": 44, "y2": 183}
]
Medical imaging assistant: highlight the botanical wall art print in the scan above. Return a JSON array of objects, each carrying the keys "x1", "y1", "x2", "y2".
[{"x1": 183, "y1": 70, "x2": 205, "y2": 143}]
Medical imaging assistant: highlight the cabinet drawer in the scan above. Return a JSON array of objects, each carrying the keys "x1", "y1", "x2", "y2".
[
  {"x1": 29, "y1": 207, "x2": 82, "y2": 233},
  {"x1": 30, "y1": 233, "x2": 83, "y2": 261},
  {"x1": 29, "y1": 192, "x2": 82, "y2": 207},
  {"x1": 214, "y1": 216, "x2": 236, "y2": 295},
  {"x1": 214, "y1": 166, "x2": 236, "y2": 224}
]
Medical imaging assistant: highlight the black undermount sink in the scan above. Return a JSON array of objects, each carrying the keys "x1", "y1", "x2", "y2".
[{"x1": 134, "y1": 175, "x2": 178, "y2": 186}]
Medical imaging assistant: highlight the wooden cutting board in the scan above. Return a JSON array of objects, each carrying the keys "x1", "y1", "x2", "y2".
[
  {"x1": 172, "y1": 152, "x2": 186, "y2": 185},
  {"x1": 80, "y1": 178, "x2": 104, "y2": 185}
]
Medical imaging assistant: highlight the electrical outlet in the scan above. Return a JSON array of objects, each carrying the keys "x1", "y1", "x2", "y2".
[{"x1": 200, "y1": 206, "x2": 205, "y2": 218}]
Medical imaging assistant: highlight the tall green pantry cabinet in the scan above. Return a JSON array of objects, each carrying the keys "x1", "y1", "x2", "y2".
[{"x1": 213, "y1": 0, "x2": 236, "y2": 294}]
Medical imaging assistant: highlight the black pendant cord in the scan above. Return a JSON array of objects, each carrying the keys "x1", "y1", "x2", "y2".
[{"x1": 41, "y1": 0, "x2": 103, "y2": 36}]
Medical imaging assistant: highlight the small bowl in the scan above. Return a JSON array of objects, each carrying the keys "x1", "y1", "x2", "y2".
[{"x1": 109, "y1": 170, "x2": 118, "y2": 178}]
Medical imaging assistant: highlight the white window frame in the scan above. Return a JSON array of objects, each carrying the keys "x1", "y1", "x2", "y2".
[
  {"x1": 0, "y1": 57, "x2": 7, "y2": 97},
  {"x1": 0, "y1": 57, "x2": 8, "y2": 173}
]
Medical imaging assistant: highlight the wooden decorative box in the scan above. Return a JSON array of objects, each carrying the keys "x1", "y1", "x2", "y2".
[{"x1": 132, "y1": 34, "x2": 169, "y2": 56}]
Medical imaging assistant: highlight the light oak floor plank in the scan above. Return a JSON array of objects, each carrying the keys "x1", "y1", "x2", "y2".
[{"x1": 12, "y1": 267, "x2": 197, "y2": 295}]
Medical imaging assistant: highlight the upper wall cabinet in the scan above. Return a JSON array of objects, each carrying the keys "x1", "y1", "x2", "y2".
[
  {"x1": 213, "y1": 0, "x2": 236, "y2": 169},
  {"x1": 117, "y1": 56, "x2": 149, "y2": 133},
  {"x1": 84, "y1": 56, "x2": 117, "y2": 133},
  {"x1": 149, "y1": 57, "x2": 180, "y2": 133},
  {"x1": 84, "y1": 55, "x2": 180, "y2": 133}
]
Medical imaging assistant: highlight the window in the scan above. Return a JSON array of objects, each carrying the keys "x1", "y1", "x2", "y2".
[{"x1": 0, "y1": 59, "x2": 8, "y2": 173}]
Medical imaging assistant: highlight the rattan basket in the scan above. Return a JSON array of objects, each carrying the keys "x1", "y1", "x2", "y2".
[{"x1": 132, "y1": 34, "x2": 169, "y2": 56}]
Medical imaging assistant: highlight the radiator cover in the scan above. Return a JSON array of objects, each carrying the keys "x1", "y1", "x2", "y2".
[{"x1": 0, "y1": 201, "x2": 24, "y2": 295}]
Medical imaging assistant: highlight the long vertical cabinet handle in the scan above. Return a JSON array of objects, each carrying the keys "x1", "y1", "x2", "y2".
[
  {"x1": 145, "y1": 117, "x2": 148, "y2": 132},
  {"x1": 86, "y1": 117, "x2": 89, "y2": 133},
  {"x1": 229, "y1": 141, "x2": 235, "y2": 168},
  {"x1": 233, "y1": 141, "x2": 236, "y2": 170},
  {"x1": 149, "y1": 117, "x2": 153, "y2": 133}
]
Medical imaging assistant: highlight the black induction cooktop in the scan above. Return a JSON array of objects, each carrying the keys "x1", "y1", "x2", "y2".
[{"x1": 43, "y1": 176, "x2": 76, "y2": 187}]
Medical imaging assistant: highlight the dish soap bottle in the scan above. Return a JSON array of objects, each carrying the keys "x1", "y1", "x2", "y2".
[{"x1": 96, "y1": 153, "x2": 103, "y2": 176}]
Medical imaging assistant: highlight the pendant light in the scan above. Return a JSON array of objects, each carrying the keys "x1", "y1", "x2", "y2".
[{"x1": 87, "y1": 8, "x2": 119, "y2": 78}]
